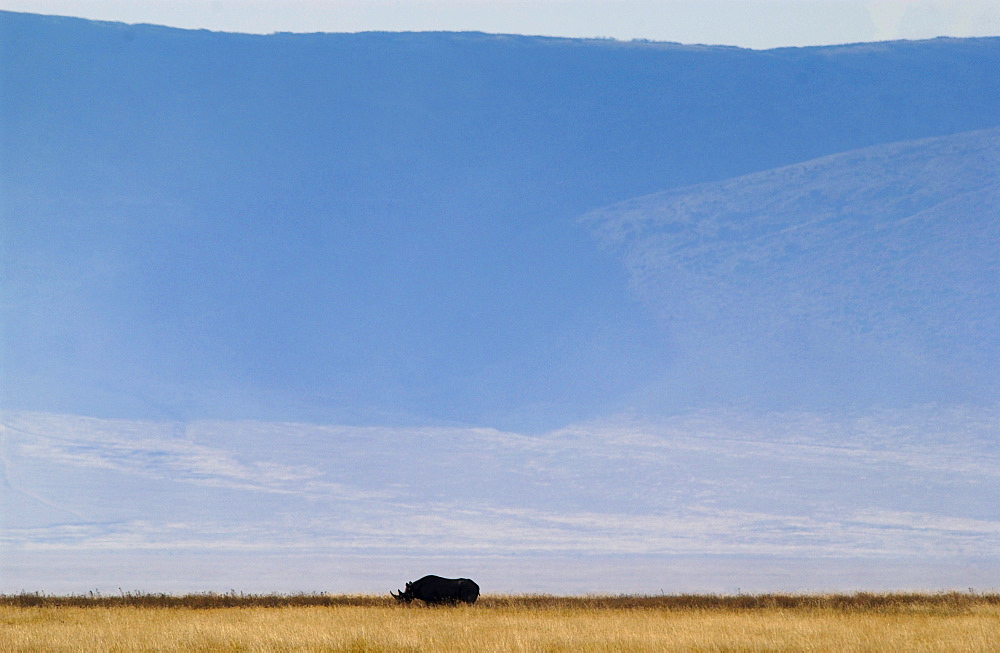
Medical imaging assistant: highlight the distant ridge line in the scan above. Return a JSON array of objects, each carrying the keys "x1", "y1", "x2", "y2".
[{"x1": 2, "y1": 10, "x2": 999, "y2": 50}]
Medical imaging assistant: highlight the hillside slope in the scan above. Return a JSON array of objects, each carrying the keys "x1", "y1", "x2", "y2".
[
  {"x1": 2, "y1": 12, "x2": 999, "y2": 427},
  {"x1": 3, "y1": 12, "x2": 999, "y2": 594},
  {"x1": 583, "y1": 127, "x2": 1000, "y2": 410}
]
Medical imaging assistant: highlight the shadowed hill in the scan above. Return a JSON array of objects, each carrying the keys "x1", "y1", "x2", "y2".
[{"x1": 2, "y1": 11, "x2": 999, "y2": 427}]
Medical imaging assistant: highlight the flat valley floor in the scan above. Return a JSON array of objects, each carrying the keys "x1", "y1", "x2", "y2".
[{"x1": 2, "y1": 593, "x2": 998, "y2": 651}]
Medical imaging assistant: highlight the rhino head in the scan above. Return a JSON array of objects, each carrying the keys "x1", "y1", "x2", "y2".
[{"x1": 391, "y1": 582, "x2": 414, "y2": 603}]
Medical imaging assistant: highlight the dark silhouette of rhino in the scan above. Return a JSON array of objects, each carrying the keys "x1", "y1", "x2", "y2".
[{"x1": 391, "y1": 575, "x2": 480, "y2": 605}]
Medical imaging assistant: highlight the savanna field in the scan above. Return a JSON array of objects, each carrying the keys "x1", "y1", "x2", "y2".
[{"x1": 2, "y1": 592, "x2": 998, "y2": 651}]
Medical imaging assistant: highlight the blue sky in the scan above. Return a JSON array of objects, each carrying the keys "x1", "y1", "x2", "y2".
[{"x1": 2, "y1": 0, "x2": 998, "y2": 47}]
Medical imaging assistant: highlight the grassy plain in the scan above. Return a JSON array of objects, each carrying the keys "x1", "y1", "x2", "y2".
[{"x1": 1, "y1": 592, "x2": 998, "y2": 651}]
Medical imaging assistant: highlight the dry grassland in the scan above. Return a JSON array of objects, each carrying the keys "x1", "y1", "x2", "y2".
[{"x1": 1, "y1": 593, "x2": 998, "y2": 652}]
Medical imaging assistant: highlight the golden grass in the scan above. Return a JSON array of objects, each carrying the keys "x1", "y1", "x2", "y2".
[{"x1": 1, "y1": 593, "x2": 998, "y2": 652}]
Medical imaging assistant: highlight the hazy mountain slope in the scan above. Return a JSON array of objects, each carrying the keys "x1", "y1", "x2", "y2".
[
  {"x1": 3, "y1": 408, "x2": 998, "y2": 592},
  {"x1": 2, "y1": 12, "x2": 999, "y2": 429},
  {"x1": 583, "y1": 127, "x2": 1000, "y2": 411}
]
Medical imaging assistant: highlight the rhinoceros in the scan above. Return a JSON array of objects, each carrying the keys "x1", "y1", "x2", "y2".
[{"x1": 391, "y1": 575, "x2": 480, "y2": 605}]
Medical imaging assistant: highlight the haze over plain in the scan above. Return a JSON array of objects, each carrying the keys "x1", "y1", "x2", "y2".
[{"x1": 1, "y1": 10, "x2": 998, "y2": 592}]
